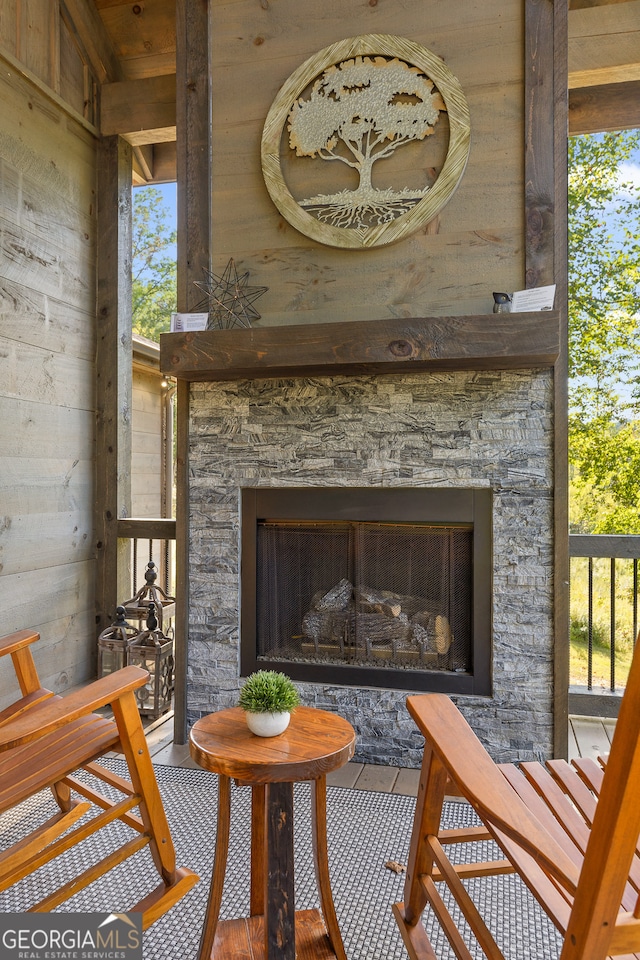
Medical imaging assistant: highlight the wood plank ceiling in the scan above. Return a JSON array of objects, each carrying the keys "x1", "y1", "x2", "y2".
[{"x1": 78, "y1": 0, "x2": 639, "y2": 183}]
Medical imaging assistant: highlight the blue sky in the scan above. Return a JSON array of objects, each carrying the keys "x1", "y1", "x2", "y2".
[
  {"x1": 133, "y1": 180, "x2": 177, "y2": 266},
  {"x1": 151, "y1": 181, "x2": 177, "y2": 230},
  {"x1": 619, "y1": 152, "x2": 640, "y2": 196}
]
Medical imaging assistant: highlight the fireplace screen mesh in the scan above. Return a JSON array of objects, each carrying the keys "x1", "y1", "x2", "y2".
[{"x1": 256, "y1": 521, "x2": 473, "y2": 674}]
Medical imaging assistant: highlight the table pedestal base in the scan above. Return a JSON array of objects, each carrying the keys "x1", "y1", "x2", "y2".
[
  {"x1": 211, "y1": 909, "x2": 339, "y2": 960},
  {"x1": 189, "y1": 707, "x2": 356, "y2": 960}
]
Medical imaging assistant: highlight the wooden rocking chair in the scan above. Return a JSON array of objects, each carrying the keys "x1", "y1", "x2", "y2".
[
  {"x1": 394, "y1": 637, "x2": 640, "y2": 960},
  {"x1": 0, "y1": 628, "x2": 198, "y2": 927}
]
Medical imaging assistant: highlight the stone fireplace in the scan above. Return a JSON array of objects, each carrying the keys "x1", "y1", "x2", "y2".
[
  {"x1": 156, "y1": 0, "x2": 568, "y2": 765},
  {"x1": 172, "y1": 313, "x2": 559, "y2": 765},
  {"x1": 241, "y1": 486, "x2": 491, "y2": 695}
]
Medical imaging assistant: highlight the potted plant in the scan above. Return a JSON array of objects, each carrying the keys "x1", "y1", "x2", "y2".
[{"x1": 238, "y1": 670, "x2": 300, "y2": 737}]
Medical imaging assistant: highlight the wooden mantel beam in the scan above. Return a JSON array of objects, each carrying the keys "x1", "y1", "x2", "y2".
[{"x1": 160, "y1": 313, "x2": 561, "y2": 383}]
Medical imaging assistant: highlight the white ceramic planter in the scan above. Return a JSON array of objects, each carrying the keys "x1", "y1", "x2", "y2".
[{"x1": 245, "y1": 710, "x2": 291, "y2": 737}]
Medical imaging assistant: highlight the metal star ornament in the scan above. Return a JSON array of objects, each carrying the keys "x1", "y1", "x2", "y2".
[{"x1": 193, "y1": 259, "x2": 268, "y2": 330}]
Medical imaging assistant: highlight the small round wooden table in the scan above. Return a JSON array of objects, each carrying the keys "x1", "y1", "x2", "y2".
[{"x1": 189, "y1": 705, "x2": 356, "y2": 960}]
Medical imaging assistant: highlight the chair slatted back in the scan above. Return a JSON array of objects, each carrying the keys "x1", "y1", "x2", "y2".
[
  {"x1": 395, "y1": 635, "x2": 640, "y2": 960},
  {"x1": 560, "y1": 635, "x2": 640, "y2": 959}
]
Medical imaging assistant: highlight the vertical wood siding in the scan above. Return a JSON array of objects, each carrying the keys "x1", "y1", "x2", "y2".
[{"x1": 132, "y1": 364, "x2": 163, "y2": 517}]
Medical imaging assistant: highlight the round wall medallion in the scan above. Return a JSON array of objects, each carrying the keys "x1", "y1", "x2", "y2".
[{"x1": 261, "y1": 34, "x2": 471, "y2": 250}]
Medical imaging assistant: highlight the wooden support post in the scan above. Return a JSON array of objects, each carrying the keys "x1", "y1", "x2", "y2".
[
  {"x1": 251, "y1": 785, "x2": 267, "y2": 917},
  {"x1": 174, "y1": 0, "x2": 211, "y2": 743},
  {"x1": 265, "y1": 781, "x2": 295, "y2": 960},
  {"x1": 525, "y1": 0, "x2": 569, "y2": 760},
  {"x1": 552, "y1": 0, "x2": 570, "y2": 762},
  {"x1": 95, "y1": 135, "x2": 133, "y2": 639}
]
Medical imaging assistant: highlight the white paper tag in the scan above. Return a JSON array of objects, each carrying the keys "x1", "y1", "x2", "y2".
[
  {"x1": 170, "y1": 312, "x2": 209, "y2": 332},
  {"x1": 510, "y1": 285, "x2": 556, "y2": 313}
]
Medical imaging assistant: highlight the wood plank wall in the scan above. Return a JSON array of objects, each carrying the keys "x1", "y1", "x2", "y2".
[
  {"x1": 130, "y1": 357, "x2": 168, "y2": 592},
  {"x1": 211, "y1": 0, "x2": 525, "y2": 324},
  {"x1": 0, "y1": 0, "x2": 98, "y2": 125},
  {"x1": 0, "y1": 48, "x2": 98, "y2": 701},
  {"x1": 132, "y1": 362, "x2": 164, "y2": 517}
]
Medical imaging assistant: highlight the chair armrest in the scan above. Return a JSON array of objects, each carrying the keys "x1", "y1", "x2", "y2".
[
  {"x1": 0, "y1": 629, "x2": 43, "y2": 697},
  {"x1": 406, "y1": 694, "x2": 580, "y2": 893},
  {"x1": 0, "y1": 688, "x2": 56, "y2": 727},
  {"x1": 0, "y1": 629, "x2": 40, "y2": 657},
  {"x1": 0, "y1": 666, "x2": 149, "y2": 752}
]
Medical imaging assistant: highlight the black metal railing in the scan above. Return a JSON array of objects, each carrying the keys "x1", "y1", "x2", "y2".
[{"x1": 569, "y1": 534, "x2": 640, "y2": 715}]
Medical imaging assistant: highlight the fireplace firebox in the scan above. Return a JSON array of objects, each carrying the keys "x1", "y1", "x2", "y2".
[{"x1": 241, "y1": 488, "x2": 492, "y2": 695}]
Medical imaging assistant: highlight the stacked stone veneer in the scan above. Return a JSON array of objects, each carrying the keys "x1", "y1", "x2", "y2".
[{"x1": 187, "y1": 368, "x2": 555, "y2": 765}]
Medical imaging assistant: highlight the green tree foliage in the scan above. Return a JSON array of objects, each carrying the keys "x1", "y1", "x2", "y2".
[
  {"x1": 131, "y1": 186, "x2": 177, "y2": 341},
  {"x1": 569, "y1": 132, "x2": 640, "y2": 533}
]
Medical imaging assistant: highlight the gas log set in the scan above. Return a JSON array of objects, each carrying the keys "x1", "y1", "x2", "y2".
[{"x1": 301, "y1": 577, "x2": 453, "y2": 664}]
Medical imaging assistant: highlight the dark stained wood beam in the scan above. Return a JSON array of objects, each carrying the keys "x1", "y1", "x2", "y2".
[
  {"x1": 177, "y1": 4, "x2": 210, "y2": 310},
  {"x1": 569, "y1": 80, "x2": 640, "y2": 133},
  {"x1": 552, "y1": 0, "x2": 570, "y2": 762},
  {"x1": 174, "y1": 0, "x2": 211, "y2": 743},
  {"x1": 160, "y1": 313, "x2": 561, "y2": 383},
  {"x1": 525, "y1": 0, "x2": 558, "y2": 291},
  {"x1": 117, "y1": 518, "x2": 177, "y2": 540},
  {"x1": 570, "y1": 535, "x2": 640, "y2": 559},
  {"x1": 525, "y1": 0, "x2": 569, "y2": 761}
]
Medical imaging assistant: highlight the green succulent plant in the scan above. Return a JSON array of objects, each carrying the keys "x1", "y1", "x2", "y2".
[{"x1": 238, "y1": 670, "x2": 300, "y2": 714}]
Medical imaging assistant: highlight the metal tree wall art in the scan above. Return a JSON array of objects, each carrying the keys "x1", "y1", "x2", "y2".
[
  {"x1": 193, "y1": 259, "x2": 268, "y2": 329},
  {"x1": 261, "y1": 34, "x2": 471, "y2": 250},
  {"x1": 288, "y1": 56, "x2": 445, "y2": 229}
]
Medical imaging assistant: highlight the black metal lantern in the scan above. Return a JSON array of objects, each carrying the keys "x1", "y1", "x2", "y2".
[
  {"x1": 127, "y1": 602, "x2": 174, "y2": 718},
  {"x1": 122, "y1": 561, "x2": 175, "y2": 635},
  {"x1": 98, "y1": 606, "x2": 139, "y2": 678}
]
